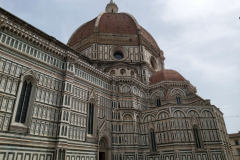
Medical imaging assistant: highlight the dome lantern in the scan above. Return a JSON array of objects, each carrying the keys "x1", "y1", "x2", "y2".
[{"x1": 106, "y1": 0, "x2": 118, "y2": 13}]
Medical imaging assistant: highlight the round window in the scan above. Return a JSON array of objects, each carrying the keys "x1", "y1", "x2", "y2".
[
  {"x1": 150, "y1": 57, "x2": 157, "y2": 70},
  {"x1": 114, "y1": 51, "x2": 124, "y2": 60}
]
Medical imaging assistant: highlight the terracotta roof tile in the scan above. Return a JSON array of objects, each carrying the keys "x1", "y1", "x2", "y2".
[
  {"x1": 68, "y1": 18, "x2": 96, "y2": 47},
  {"x1": 98, "y1": 13, "x2": 138, "y2": 34},
  {"x1": 68, "y1": 13, "x2": 160, "y2": 51},
  {"x1": 141, "y1": 26, "x2": 159, "y2": 51},
  {"x1": 149, "y1": 69, "x2": 186, "y2": 85},
  {"x1": 229, "y1": 132, "x2": 240, "y2": 138}
]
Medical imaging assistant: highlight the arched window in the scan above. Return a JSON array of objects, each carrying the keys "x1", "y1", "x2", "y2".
[
  {"x1": 130, "y1": 71, "x2": 134, "y2": 77},
  {"x1": 110, "y1": 70, "x2": 115, "y2": 76},
  {"x1": 15, "y1": 80, "x2": 32, "y2": 123},
  {"x1": 120, "y1": 69, "x2": 126, "y2": 76},
  {"x1": 156, "y1": 98, "x2": 161, "y2": 107},
  {"x1": 193, "y1": 125, "x2": 202, "y2": 149},
  {"x1": 149, "y1": 129, "x2": 157, "y2": 152},
  {"x1": 176, "y1": 96, "x2": 181, "y2": 105},
  {"x1": 88, "y1": 103, "x2": 94, "y2": 135}
]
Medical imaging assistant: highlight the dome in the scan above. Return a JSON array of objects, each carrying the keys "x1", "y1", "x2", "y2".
[
  {"x1": 67, "y1": 1, "x2": 161, "y2": 54},
  {"x1": 149, "y1": 69, "x2": 186, "y2": 85}
]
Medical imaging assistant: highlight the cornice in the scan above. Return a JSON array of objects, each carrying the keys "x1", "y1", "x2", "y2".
[{"x1": 0, "y1": 7, "x2": 90, "y2": 63}]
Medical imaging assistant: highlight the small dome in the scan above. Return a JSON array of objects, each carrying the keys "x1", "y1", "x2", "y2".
[{"x1": 149, "y1": 69, "x2": 186, "y2": 85}]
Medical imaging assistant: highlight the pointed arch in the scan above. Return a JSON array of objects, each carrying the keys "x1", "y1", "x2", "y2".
[
  {"x1": 150, "y1": 91, "x2": 165, "y2": 99},
  {"x1": 170, "y1": 88, "x2": 186, "y2": 96},
  {"x1": 10, "y1": 70, "x2": 38, "y2": 133},
  {"x1": 99, "y1": 135, "x2": 110, "y2": 160},
  {"x1": 88, "y1": 98, "x2": 97, "y2": 136}
]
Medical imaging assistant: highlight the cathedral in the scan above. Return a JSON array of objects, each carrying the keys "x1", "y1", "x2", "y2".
[{"x1": 0, "y1": 1, "x2": 233, "y2": 160}]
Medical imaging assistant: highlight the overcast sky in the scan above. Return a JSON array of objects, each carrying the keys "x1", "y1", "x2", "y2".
[{"x1": 1, "y1": 0, "x2": 240, "y2": 133}]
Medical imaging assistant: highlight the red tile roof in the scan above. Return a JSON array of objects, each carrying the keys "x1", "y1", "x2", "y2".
[
  {"x1": 98, "y1": 13, "x2": 138, "y2": 34},
  {"x1": 149, "y1": 69, "x2": 186, "y2": 85},
  {"x1": 141, "y1": 26, "x2": 159, "y2": 52},
  {"x1": 229, "y1": 132, "x2": 240, "y2": 138},
  {"x1": 68, "y1": 12, "x2": 160, "y2": 52},
  {"x1": 68, "y1": 18, "x2": 96, "y2": 47}
]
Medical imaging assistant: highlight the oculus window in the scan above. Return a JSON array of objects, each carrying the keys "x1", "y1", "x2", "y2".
[{"x1": 114, "y1": 51, "x2": 123, "y2": 60}]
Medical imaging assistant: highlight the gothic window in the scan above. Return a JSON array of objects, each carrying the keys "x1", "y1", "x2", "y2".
[
  {"x1": 88, "y1": 103, "x2": 94, "y2": 135},
  {"x1": 149, "y1": 129, "x2": 157, "y2": 152},
  {"x1": 176, "y1": 96, "x2": 181, "y2": 105},
  {"x1": 156, "y1": 97, "x2": 161, "y2": 107},
  {"x1": 193, "y1": 125, "x2": 202, "y2": 149},
  {"x1": 15, "y1": 80, "x2": 32, "y2": 123}
]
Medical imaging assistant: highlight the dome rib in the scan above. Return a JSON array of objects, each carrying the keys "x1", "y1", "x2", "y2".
[{"x1": 95, "y1": 11, "x2": 106, "y2": 28}]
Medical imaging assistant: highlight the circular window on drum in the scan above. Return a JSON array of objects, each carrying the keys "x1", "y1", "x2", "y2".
[
  {"x1": 150, "y1": 56, "x2": 157, "y2": 70},
  {"x1": 114, "y1": 51, "x2": 124, "y2": 60},
  {"x1": 110, "y1": 46, "x2": 128, "y2": 61}
]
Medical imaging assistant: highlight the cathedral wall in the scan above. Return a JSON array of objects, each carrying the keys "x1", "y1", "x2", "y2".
[
  {"x1": 0, "y1": 30, "x2": 101, "y2": 159},
  {"x1": 0, "y1": 15, "x2": 233, "y2": 160}
]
